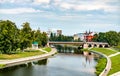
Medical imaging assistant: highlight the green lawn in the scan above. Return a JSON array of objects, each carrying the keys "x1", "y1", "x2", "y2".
[
  {"x1": 108, "y1": 54, "x2": 120, "y2": 75},
  {"x1": 91, "y1": 48, "x2": 116, "y2": 56},
  {"x1": 0, "y1": 50, "x2": 45, "y2": 60},
  {"x1": 91, "y1": 48, "x2": 120, "y2": 75},
  {"x1": 0, "y1": 47, "x2": 52, "y2": 60},
  {"x1": 95, "y1": 58, "x2": 107, "y2": 76},
  {"x1": 42, "y1": 47, "x2": 52, "y2": 52}
]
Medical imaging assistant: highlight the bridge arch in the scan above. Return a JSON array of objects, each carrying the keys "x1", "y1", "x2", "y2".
[
  {"x1": 104, "y1": 44, "x2": 109, "y2": 48},
  {"x1": 99, "y1": 44, "x2": 103, "y2": 48},
  {"x1": 94, "y1": 44, "x2": 97, "y2": 47},
  {"x1": 88, "y1": 44, "x2": 92, "y2": 47}
]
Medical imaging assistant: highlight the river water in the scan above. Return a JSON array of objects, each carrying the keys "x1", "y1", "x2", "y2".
[{"x1": 0, "y1": 46, "x2": 98, "y2": 76}]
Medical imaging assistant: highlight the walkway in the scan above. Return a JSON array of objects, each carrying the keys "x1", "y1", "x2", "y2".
[
  {"x1": 108, "y1": 52, "x2": 120, "y2": 57},
  {"x1": 38, "y1": 49, "x2": 49, "y2": 53},
  {"x1": 0, "y1": 48, "x2": 57, "y2": 69},
  {"x1": 110, "y1": 71, "x2": 120, "y2": 76},
  {"x1": 91, "y1": 51, "x2": 111, "y2": 76}
]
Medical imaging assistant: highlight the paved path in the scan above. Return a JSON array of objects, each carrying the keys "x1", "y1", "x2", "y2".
[
  {"x1": 107, "y1": 48, "x2": 118, "y2": 52},
  {"x1": 90, "y1": 50, "x2": 111, "y2": 76},
  {"x1": 108, "y1": 52, "x2": 120, "y2": 57},
  {"x1": 90, "y1": 48, "x2": 120, "y2": 76},
  {"x1": 0, "y1": 48, "x2": 57, "y2": 69},
  {"x1": 38, "y1": 49, "x2": 49, "y2": 53},
  {"x1": 110, "y1": 71, "x2": 120, "y2": 76}
]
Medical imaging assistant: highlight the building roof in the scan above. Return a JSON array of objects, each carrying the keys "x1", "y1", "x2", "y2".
[{"x1": 32, "y1": 42, "x2": 38, "y2": 44}]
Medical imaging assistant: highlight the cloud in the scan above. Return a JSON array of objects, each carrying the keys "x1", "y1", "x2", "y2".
[
  {"x1": 0, "y1": 0, "x2": 32, "y2": 3},
  {"x1": 0, "y1": 8, "x2": 42, "y2": 14},
  {"x1": 54, "y1": 0, "x2": 119, "y2": 13},
  {"x1": 34, "y1": 0, "x2": 50, "y2": 4}
]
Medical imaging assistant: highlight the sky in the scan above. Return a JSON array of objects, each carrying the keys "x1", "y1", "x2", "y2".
[{"x1": 0, "y1": 0, "x2": 120, "y2": 35}]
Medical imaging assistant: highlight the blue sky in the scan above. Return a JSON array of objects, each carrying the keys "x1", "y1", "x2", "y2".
[{"x1": 0, "y1": 0, "x2": 120, "y2": 35}]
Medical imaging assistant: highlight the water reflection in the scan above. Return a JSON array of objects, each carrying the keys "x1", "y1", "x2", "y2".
[{"x1": 54, "y1": 45, "x2": 82, "y2": 54}]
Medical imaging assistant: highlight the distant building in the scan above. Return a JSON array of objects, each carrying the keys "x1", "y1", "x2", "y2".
[
  {"x1": 73, "y1": 30, "x2": 95, "y2": 42},
  {"x1": 32, "y1": 42, "x2": 38, "y2": 49},
  {"x1": 57, "y1": 30, "x2": 62, "y2": 36},
  {"x1": 74, "y1": 34, "x2": 79, "y2": 40},
  {"x1": 84, "y1": 31, "x2": 95, "y2": 42},
  {"x1": 47, "y1": 29, "x2": 62, "y2": 37},
  {"x1": 73, "y1": 33, "x2": 84, "y2": 41}
]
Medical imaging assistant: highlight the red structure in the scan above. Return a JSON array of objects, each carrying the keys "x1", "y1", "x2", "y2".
[{"x1": 84, "y1": 31, "x2": 94, "y2": 42}]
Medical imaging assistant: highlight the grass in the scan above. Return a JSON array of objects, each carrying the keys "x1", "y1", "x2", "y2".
[
  {"x1": 95, "y1": 58, "x2": 107, "y2": 76},
  {"x1": 42, "y1": 47, "x2": 52, "y2": 52},
  {"x1": 0, "y1": 64, "x2": 6, "y2": 68},
  {"x1": 91, "y1": 48, "x2": 116, "y2": 56},
  {"x1": 113, "y1": 45, "x2": 120, "y2": 52},
  {"x1": 108, "y1": 54, "x2": 120, "y2": 75},
  {"x1": 0, "y1": 50, "x2": 45, "y2": 60},
  {"x1": 91, "y1": 48, "x2": 120, "y2": 75}
]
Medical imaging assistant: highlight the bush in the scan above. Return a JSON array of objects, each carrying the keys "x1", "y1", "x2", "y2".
[{"x1": 95, "y1": 58, "x2": 107, "y2": 76}]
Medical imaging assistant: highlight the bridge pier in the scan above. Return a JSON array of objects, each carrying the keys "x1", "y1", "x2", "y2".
[
  {"x1": 91, "y1": 44, "x2": 94, "y2": 48},
  {"x1": 102, "y1": 45, "x2": 105, "y2": 48},
  {"x1": 47, "y1": 42, "x2": 50, "y2": 47},
  {"x1": 97, "y1": 44, "x2": 99, "y2": 48},
  {"x1": 83, "y1": 43, "x2": 88, "y2": 49}
]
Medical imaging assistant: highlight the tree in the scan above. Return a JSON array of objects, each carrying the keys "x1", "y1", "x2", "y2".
[
  {"x1": 98, "y1": 32, "x2": 107, "y2": 42},
  {"x1": 105, "y1": 31, "x2": 119, "y2": 46},
  {"x1": 34, "y1": 29, "x2": 42, "y2": 47},
  {"x1": 0, "y1": 20, "x2": 18, "y2": 54},
  {"x1": 41, "y1": 32, "x2": 48, "y2": 46},
  {"x1": 92, "y1": 33, "x2": 99, "y2": 42},
  {"x1": 19, "y1": 22, "x2": 32, "y2": 51}
]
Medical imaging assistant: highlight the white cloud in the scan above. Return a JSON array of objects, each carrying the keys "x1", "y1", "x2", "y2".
[
  {"x1": 0, "y1": 0, "x2": 32, "y2": 3},
  {"x1": 54, "y1": 0, "x2": 119, "y2": 12},
  {"x1": 33, "y1": 0, "x2": 50, "y2": 4},
  {"x1": 0, "y1": 8, "x2": 42, "y2": 14}
]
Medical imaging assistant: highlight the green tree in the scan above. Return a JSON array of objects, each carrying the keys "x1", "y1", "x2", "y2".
[
  {"x1": 41, "y1": 32, "x2": 48, "y2": 46},
  {"x1": 92, "y1": 33, "x2": 99, "y2": 42},
  {"x1": 105, "y1": 31, "x2": 119, "y2": 46},
  {"x1": 19, "y1": 22, "x2": 32, "y2": 51},
  {"x1": 0, "y1": 20, "x2": 18, "y2": 54},
  {"x1": 34, "y1": 29, "x2": 42, "y2": 47}
]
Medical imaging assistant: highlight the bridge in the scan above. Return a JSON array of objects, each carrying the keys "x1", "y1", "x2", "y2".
[{"x1": 47, "y1": 41, "x2": 109, "y2": 48}]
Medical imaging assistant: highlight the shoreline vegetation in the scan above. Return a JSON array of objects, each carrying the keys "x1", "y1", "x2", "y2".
[
  {"x1": 91, "y1": 48, "x2": 120, "y2": 76},
  {"x1": 95, "y1": 57, "x2": 107, "y2": 76}
]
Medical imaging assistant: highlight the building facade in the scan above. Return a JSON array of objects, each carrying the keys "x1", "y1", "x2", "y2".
[{"x1": 73, "y1": 31, "x2": 95, "y2": 42}]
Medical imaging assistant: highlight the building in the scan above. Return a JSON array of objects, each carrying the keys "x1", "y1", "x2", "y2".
[
  {"x1": 73, "y1": 30, "x2": 95, "y2": 42},
  {"x1": 73, "y1": 33, "x2": 84, "y2": 41},
  {"x1": 57, "y1": 30, "x2": 62, "y2": 36},
  {"x1": 74, "y1": 34, "x2": 79, "y2": 40},
  {"x1": 47, "y1": 29, "x2": 62, "y2": 37},
  {"x1": 32, "y1": 42, "x2": 38, "y2": 49},
  {"x1": 84, "y1": 31, "x2": 95, "y2": 42}
]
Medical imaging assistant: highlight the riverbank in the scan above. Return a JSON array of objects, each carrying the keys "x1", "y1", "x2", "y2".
[
  {"x1": 91, "y1": 48, "x2": 120, "y2": 76},
  {"x1": 0, "y1": 47, "x2": 51, "y2": 60},
  {"x1": 0, "y1": 47, "x2": 57, "y2": 69},
  {"x1": 90, "y1": 49, "x2": 111, "y2": 76}
]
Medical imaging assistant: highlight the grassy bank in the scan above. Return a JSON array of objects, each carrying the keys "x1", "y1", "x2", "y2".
[
  {"x1": 91, "y1": 48, "x2": 120, "y2": 75},
  {"x1": 108, "y1": 54, "x2": 120, "y2": 75},
  {"x1": 0, "y1": 47, "x2": 52, "y2": 60},
  {"x1": 0, "y1": 50, "x2": 45, "y2": 60},
  {"x1": 91, "y1": 48, "x2": 116, "y2": 56},
  {"x1": 95, "y1": 58, "x2": 107, "y2": 76},
  {"x1": 42, "y1": 47, "x2": 52, "y2": 52}
]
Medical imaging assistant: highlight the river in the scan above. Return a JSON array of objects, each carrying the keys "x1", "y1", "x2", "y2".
[{"x1": 0, "y1": 45, "x2": 98, "y2": 76}]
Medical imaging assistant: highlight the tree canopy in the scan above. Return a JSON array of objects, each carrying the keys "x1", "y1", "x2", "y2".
[
  {"x1": 0, "y1": 20, "x2": 48, "y2": 54},
  {"x1": 92, "y1": 31, "x2": 120, "y2": 46}
]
